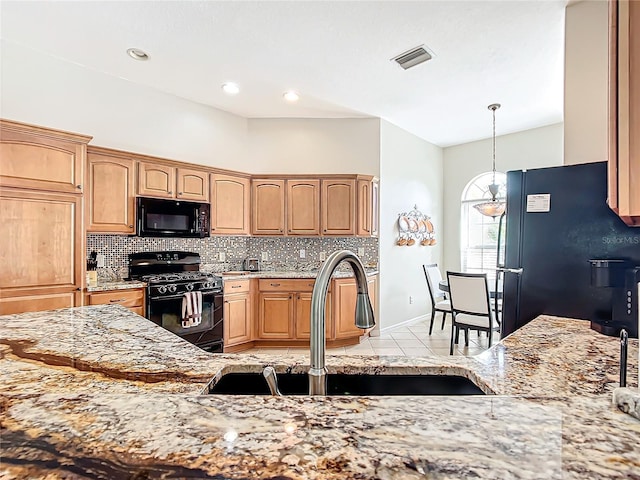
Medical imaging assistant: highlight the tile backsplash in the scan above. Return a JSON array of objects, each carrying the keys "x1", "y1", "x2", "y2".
[{"x1": 87, "y1": 235, "x2": 378, "y2": 279}]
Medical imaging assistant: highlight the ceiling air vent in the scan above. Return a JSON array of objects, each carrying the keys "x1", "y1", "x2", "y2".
[{"x1": 392, "y1": 46, "x2": 432, "y2": 70}]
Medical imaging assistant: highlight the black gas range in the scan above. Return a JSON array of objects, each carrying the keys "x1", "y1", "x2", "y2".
[{"x1": 128, "y1": 251, "x2": 224, "y2": 353}]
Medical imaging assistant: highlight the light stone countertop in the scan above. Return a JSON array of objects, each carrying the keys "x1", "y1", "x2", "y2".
[
  {"x1": 86, "y1": 279, "x2": 146, "y2": 292},
  {"x1": 1, "y1": 305, "x2": 638, "y2": 479},
  {"x1": 220, "y1": 269, "x2": 379, "y2": 281}
]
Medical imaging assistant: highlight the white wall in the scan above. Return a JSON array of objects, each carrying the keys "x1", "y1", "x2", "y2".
[
  {"x1": 247, "y1": 118, "x2": 380, "y2": 175},
  {"x1": 0, "y1": 41, "x2": 249, "y2": 170},
  {"x1": 564, "y1": 0, "x2": 608, "y2": 165},
  {"x1": 378, "y1": 120, "x2": 444, "y2": 332},
  {"x1": 442, "y1": 123, "x2": 564, "y2": 273}
]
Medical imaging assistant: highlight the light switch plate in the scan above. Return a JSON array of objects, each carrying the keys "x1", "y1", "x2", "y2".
[
  {"x1": 299, "y1": 249, "x2": 306, "y2": 259},
  {"x1": 357, "y1": 247, "x2": 365, "y2": 257},
  {"x1": 96, "y1": 254, "x2": 106, "y2": 268},
  {"x1": 261, "y1": 252, "x2": 269, "y2": 261},
  {"x1": 319, "y1": 251, "x2": 326, "y2": 261},
  {"x1": 218, "y1": 252, "x2": 226, "y2": 262}
]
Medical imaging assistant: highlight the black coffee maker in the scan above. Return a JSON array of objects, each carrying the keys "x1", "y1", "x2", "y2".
[{"x1": 589, "y1": 259, "x2": 640, "y2": 338}]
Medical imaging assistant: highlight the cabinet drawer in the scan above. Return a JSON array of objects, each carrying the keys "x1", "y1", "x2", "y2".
[
  {"x1": 258, "y1": 279, "x2": 316, "y2": 292},
  {"x1": 89, "y1": 289, "x2": 144, "y2": 307},
  {"x1": 223, "y1": 279, "x2": 250, "y2": 294}
]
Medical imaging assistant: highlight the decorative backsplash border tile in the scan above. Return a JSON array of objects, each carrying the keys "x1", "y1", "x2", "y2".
[{"x1": 87, "y1": 235, "x2": 379, "y2": 279}]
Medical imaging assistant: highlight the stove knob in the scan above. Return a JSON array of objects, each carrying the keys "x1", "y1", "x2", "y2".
[
  {"x1": 168, "y1": 284, "x2": 178, "y2": 293},
  {"x1": 157, "y1": 285, "x2": 167, "y2": 294},
  {"x1": 203, "y1": 282, "x2": 211, "y2": 289},
  {"x1": 186, "y1": 283, "x2": 194, "y2": 292}
]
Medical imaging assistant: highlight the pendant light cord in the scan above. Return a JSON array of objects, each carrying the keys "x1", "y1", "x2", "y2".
[{"x1": 492, "y1": 106, "x2": 496, "y2": 186}]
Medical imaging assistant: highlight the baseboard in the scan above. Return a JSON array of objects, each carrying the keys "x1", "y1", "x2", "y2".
[{"x1": 377, "y1": 313, "x2": 430, "y2": 335}]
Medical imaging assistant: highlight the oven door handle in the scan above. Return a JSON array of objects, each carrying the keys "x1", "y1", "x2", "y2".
[{"x1": 149, "y1": 290, "x2": 222, "y2": 301}]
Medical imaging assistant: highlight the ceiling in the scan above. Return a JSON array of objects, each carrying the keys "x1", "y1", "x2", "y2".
[{"x1": 0, "y1": 1, "x2": 567, "y2": 147}]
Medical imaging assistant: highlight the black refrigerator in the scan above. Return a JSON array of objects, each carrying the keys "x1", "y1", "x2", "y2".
[{"x1": 501, "y1": 161, "x2": 640, "y2": 338}]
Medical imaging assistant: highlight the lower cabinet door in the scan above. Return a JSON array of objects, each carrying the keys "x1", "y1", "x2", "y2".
[
  {"x1": 258, "y1": 292, "x2": 294, "y2": 339},
  {"x1": 333, "y1": 278, "x2": 362, "y2": 339},
  {"x1": 294, "y1": 292, "x2": 332, "y2": 340},
  {"x1": 0, "y1": 292, "x2": 76, "y2": 315},
  {"x1": 224, "y1": 292, "x2": 251, "y2": 346}
]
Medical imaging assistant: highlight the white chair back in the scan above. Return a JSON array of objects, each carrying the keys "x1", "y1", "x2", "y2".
[
  {"x1": 423, "y1": 264, "x2": 445, "y2": 303},
  {"x1": 447, "y1": 273, "x2": 490, "y2": 315}
]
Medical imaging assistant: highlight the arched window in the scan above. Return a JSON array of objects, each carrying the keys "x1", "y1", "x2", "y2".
[{"x1": 460, "y1": 172, "x2": 506, "y2": 283}]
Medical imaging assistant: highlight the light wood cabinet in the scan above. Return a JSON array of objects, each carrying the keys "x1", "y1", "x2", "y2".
[
  {"x1": 0, "y1": 292, "x2": 77, "y2": 315},
  {"x1": 138, "y1": 162, "x2": 175, "y2": 199},
  {"x1": 223, "y1": 279, "x2": 252, "y2": 347},
  {"x1": 608, "y1": 0, "x2": 640, "y2": 226},
  {"x1": 252, "y1": 179, "x2": 286, "y2": 235},
  {"x1": 258, "y1": 291, "x2": 294, "y2": 339},
  {"x1": 177, "y1": 167, "x2": 209, "y2": 201},
  {"x1": 87, "y1": 147, "x2": 136, "y2": 234},
  {"x1": 138, "y1": 162, "x2": 209, "y2": 202},
  {"x1": 210, "y1": 173, "x2": 250, "y2": 235},
  {"x1": 0, "y1": 189, "x2": 83, "y2": 312},
  {"x1": 0, "y1": 121, "x2": 89, "y2": 315},
  {"x1": 87, "y1": 288, "x2": 145, "y2": 316},
  {"x1": 294, "y1": 291, "x2": 332, "y2": 340},
  {"x1": 287, "y1": 179, "x2": 320, "y2": 235},
  {"x1": 321, "y1": 179, "x2": 356, "y2": 235},
  {"x1": 0, "y1": 120, "x2": 90, "y2": 194},
  {"x1": 333, "y1": 275, "x2": 377, "y2": 339},
  {"x1": 357, "y1": 176, "x2": 379, "y2": 237},
  {"x1": 257, "y1": 279, "x2": 332, "y2": 340}
]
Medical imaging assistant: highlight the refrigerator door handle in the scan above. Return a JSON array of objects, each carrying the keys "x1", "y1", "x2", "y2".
[{"x1": 496, "y1": 267, "x2": 523, "y2": 275}]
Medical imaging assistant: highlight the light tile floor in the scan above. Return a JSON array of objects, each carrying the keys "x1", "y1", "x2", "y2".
[{"x1": 243, "y1": 314, "x2": 500, "y2": 357}]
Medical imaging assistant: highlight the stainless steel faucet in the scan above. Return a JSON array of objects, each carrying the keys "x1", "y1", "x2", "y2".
[{"x1": 309, "y1": 249, "x2": 375, "y2": 395}]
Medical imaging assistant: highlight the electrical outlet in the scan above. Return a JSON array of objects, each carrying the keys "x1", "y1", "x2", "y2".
[
  {"x1": 319, "y1": 251, "x2": 326, "y2": 261},
  {"x1": 96, "y1": 254, "x2": 106, "y2": 268},
  {"x1": 261, "y1": 252, "x2": 269, "y2": 262},
  {"x1": 218, "y1": 252, "x2": 226, "y2": 262},
  {"x1": 299, "y1": 249, "x2": 306, "y2": 259},
  {"x1": 357, "y1": 247, "x2": 365, "y2": 257},
  {"x1": 409, "y1": 296, "x2": 414, "y2": 305}
]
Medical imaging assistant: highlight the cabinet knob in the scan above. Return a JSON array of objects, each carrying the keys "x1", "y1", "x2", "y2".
[
  {"x1": 168, "y1": 191, "x2": 173, "y2": 195},
  {"x1": 280, "y1": 229, "x2": 283, "y2": 232},
  {"x1": 178, "y1": 192, "x2": 183, "y2": 195},
  {"x1": 129, "y1": 225, "x2": 134, "y2": 228},
  {"x1": 76, "y1": 185, "x2": 82, "y2": 189},
  {"x1": 270, "y1": 283, "x2": 281, "y2": 287}
]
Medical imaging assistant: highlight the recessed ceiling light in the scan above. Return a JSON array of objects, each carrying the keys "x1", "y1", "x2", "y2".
[
  {"x1": 126, "y1": 48, "x2": 149, "y2": 61},
  {"x1": 283, "y1": 90, "x2": 300, "y2": 102},
  {"x1": 222, "y1": 82, "x2": 240, "y2": 95}
]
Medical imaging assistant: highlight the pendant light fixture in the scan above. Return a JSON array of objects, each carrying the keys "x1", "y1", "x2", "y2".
[{"x1": 474, "y1": 103, "x2": 506, "y2": 218}]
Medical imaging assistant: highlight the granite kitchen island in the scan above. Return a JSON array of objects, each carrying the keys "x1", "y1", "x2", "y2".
[{"x1": 1, "y1": 305, "x2": 638, "y2": 479}]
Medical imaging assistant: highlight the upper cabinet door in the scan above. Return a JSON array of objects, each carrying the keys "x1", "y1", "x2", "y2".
[
  {"x1": 177, "y1": 167, "x2": 209, "y2": 202},
  {"x1": 0, "y1": 120, "x2": 90, "y2": 194},
  {"x1": 252, "y1": 179, "x2": 286, "y2": 235},
  {"x1": 371, "y1": 179, "x2": 379, "y2": 237},
  {"x1": 287, "y1": 179, "x2": 320, "y2": 235},
  {"x1": 211, "y1": 173, "x2": 250, "y2": 235},
  {"x1": 138, "y1": 162, "x2": 175, "y2": 199},
  {"x1": 608, "y1": 0, "x2": 640, "y2": 226},
  {"x1": 87, "y1": 149, "x2": 135, "y2": 234},
  {"x1": 0, "y1": 189, "x2": 82, "y2": 294},
  {"x1": 321, "y1": 179, "x2": 356, "y2": 236},
  {"x1": 357, "y1": 177, "x2": 379, "y2": 237}
]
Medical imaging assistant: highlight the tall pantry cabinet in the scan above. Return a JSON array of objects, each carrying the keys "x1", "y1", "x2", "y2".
[{"x1": 0, "y1": 120, "x2": 91, "y2": 314}]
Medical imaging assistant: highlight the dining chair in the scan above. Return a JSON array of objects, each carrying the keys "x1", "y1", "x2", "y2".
[
  {"x1": 446, "y1": 271, "x2": 500, "y2": 355},
  {"x1": 422, "y1": 264, "x2": 452, "y2": 335}
]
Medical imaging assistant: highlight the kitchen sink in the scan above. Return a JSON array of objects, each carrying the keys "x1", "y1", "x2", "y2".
[{"x1": 209, "y1": 373, "x2": 485, "y2": 396}]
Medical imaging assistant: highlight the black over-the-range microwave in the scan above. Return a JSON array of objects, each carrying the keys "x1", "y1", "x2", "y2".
[{"x1": 136, "y1": 197, "x2": 210, "y2": 238}]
